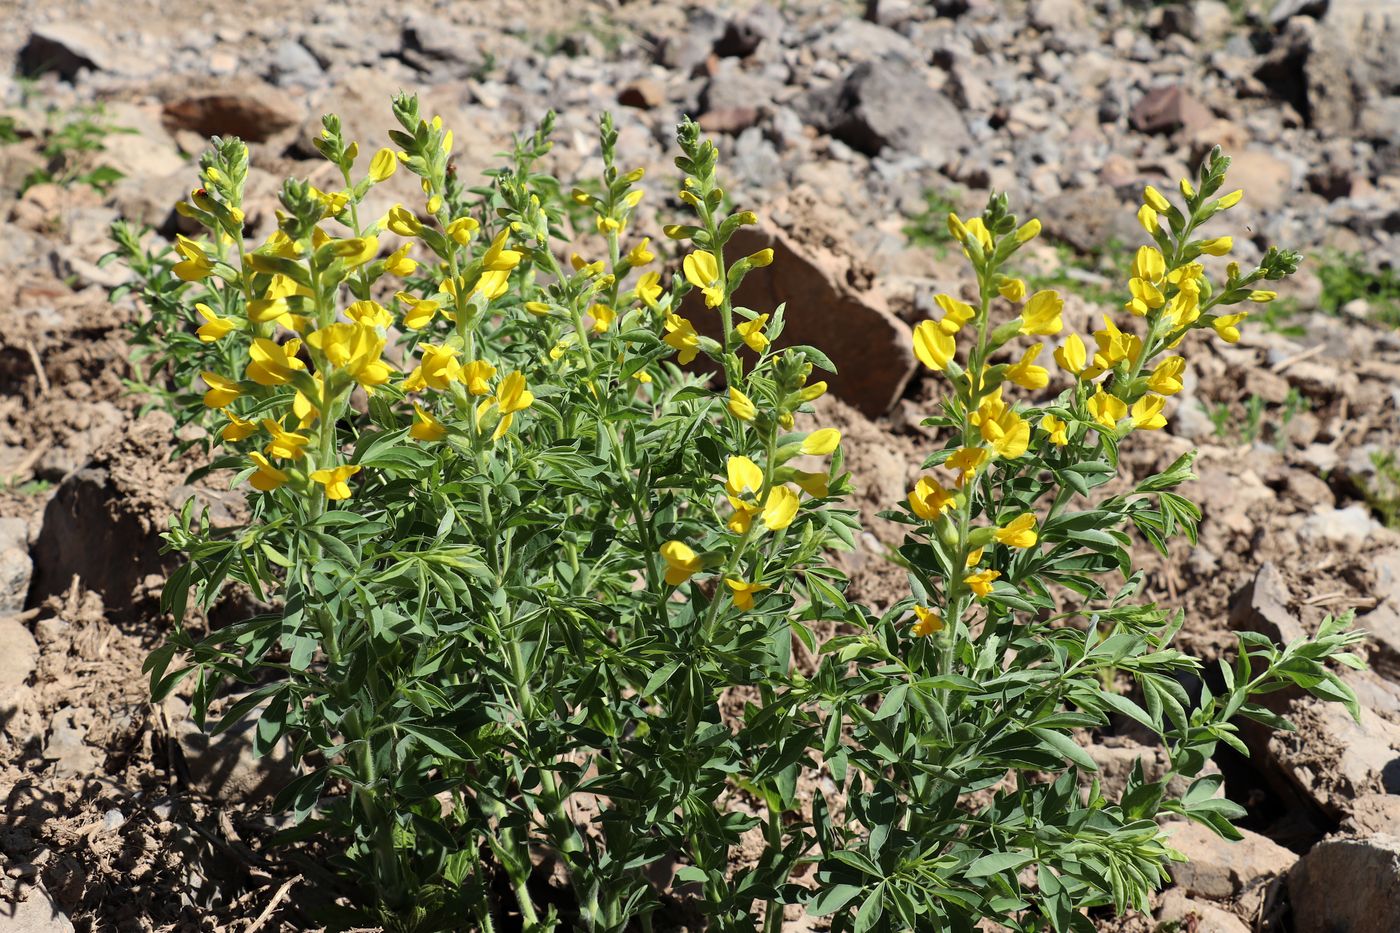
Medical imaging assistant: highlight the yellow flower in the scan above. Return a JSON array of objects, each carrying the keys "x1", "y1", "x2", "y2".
[
  {"x1": 246, "y1": 338, "x2": 305, "y2": 386},
  {"x1": 726, "y1": 455, "x2": 763, "y2": 501},
  {"x1": 908, "y1": 476, "x2": 954, "y2": 521},
  {"x1": 1125, "y1": 277, "x2": 1165, "y2": 316},
  {"x1": 1138, "y1": 205, "x2": 1159, "y2": 235},
  {"x1": 964, "y1": 569, "x2": 1000, "y2": 598},
  {"x1": 1016, "y1": 219, "x2": 1041, "y2": 243},
  {"x1": 963, "y1": 217, "x2": 993, "y2": 251},
  {"x1": 1148, "y1": 356, "x2": 1186, "y2": 395},
  {"x1": 1054, "y1": 334, "x2": 1087, "y2": 375},
  {"x1": 683, "y1": 250, "x2": 724, "y2": 308},
  {"x1": 173, "y1": 235, "x2": 213, "y2": 281},
  {"x1": 998, "y1": 279, "x2": 1026, "y2": 302},
  {"x1": 292, "y1": 374, "x2": 324, "y2": 428},
  {"x1": 332, "y1": 235, "x2": 379, "y2": 269},
  {"x1": 1020, "y1": 290, "x2": 1064, "y2": 336},
  {"x1": 1248, "y1": 290, "x2": 1277, "y2": 303},
  {"x1": 200, "y1": 369, "x2": 240, "y2": 406},
  {"x1": 981, "y1": 407, "x2": 1030, "y2": 459},
  {"x1": 994, "y1": 513, "x2": 1038, "y2": 548},
  {"x1": 479, "y1": 371, "x2": 534, "y2": 441},
  {"x1": 627, "y1": 238, "x2": 654, "y2": 266},
  {"x1": 1180, "y1": 177, "x2": 1196, "y2": 198},
  {"x1": 761, "y1": 485, "x2": 800, "y2": 530},
  {"x1": 736, "y1": 314, "x2": 769, "y2": 352},
  {"x1": 1198, "y1": 236, "x2": 1232, "y2": 256},
  {"x1": 1218, "y1": 189, "x2": 1244, "y2": 209},
  {"x1": 946, "y1": 447, "x2": 988, "y2": 487},
  {"x1": 261, "y1": 420, "x2": 310, "y2": 460},
  {"x1": 196, "y1": 303, "x2": 236, "y2": 342},
  {"x1": 1132, "y1": 246, "x2": 1166, "y2": 283},
  {"x1": 246, "y1": 296, "x2": 292, "y2": 328},
  {"x1": 387, "y1": 204, "x2": 423, "y2": 237},
  {"x1": 346, "y1": 299, "x2": 392, "y2": 329},
  {"x1": 801, "y1": 428, "x2": 841, "y2": 456},
  {"x1": 1213, "y1": 312, "x2": 1248, "y2": 343},
  {"x1": 309, "y1": 464, "x2": 362, "y2": 501},
  {"x1": 1091, "y1": 317, "x2": 1142, "y2": 370},
  {"x1": 220, "y1": 410, "x2": 257, "y2": 442},
  {"x1": 404, "y1": 344, "x2": 462, "y2": 392},
  {"x1": 395, "y1": 291, "x2": 440, "y2": 329},
  {"x1": 1005, "y1": 344, "x2": 1049, "y2": 390},
  {"x1": 663, "y1": 314, "x2": 701, "y2": 364},
  {"x1": 636, "y1": 271, "x2": 663, "y2": 309},
  {"x1": 482, "y1": 229, "x2": 523, "y2": 271},
  {"x1": 383, "y1": 243, "x2": 417, "y2": 277},
  {"x1": 1130, "y1": 394, "x2": 1167, "y2": 431},
  {"x1": 913, "y1": 320, "x2": 956, "y2": 371},
  {"x1": 728, "y1": 386, "x2": 757, "y2": 421},
  {"x1": 589, "y1": 303, "x2": 616, "y2": 334},
  {"x1": 445, "y1": 216, "x2": 479, "y2": 246},
  {"x1": 369, "y1": 148, "x2": 398, "y2": 183},
  {"x1": 725, "y1": 578, "x2": 768, "y2": 611},
  {"x1": 1143, "y1": 185, "x2": 1171, "y2": 213},
  {"x1": 790, "y1": 470, "x2": 829, "y2": 498},
  {"x1": 410, "y1": 403, "x2": 446, "y2": 441},
  {"x1": 307, "y1": 323, "x2": 393, "y2": 389},
  {"x1": 1087, "y1": 387, "x2": 1127, "y2": 430},
  {"x1": 248, "y1": 452, "x2": 289, "y2": 492},
  {"x1": 1040, "y1": 414, "x2": 1069, "y2": 446},
  {"x1": 911, "y1": 605, "x2": 943, "y2": 636},
  {"x1": 660, "y1": 540, "x2": 702, "y2": 586},
  {"x1": 462, "y1": 359, "x2": 497, "y2": 396},
  {"x1": 934, "y1": 294, "x2": 976, "y2": 334}
]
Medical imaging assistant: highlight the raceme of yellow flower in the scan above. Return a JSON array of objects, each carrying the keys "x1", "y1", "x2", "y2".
[
  {"x1": 196, "y1": 303, "x2": 236, "y2": 342},
  {"x1": 1054, "y1": 334, "x2": 1087, "y2": 375},
  {"x1": 1148, "y1": 356, "x2": 1185, "y2": 395},
  {"x1": 310, "y1": 464, "x2": 362, "y2": 501},
  {"x1": 761, "y1": 485, "x2": 800, "y2": 530},
  {"x1": 964, "y1": 569, "x2": 1000, "y2": 598},
  {"x1": 262, "y1": 419, "x2": 310, "y2": 459},
  {"x1": 201, "y1": 371, "x2": 241, "y2": 408},
  {"x1": 934, "y1": 294, "x2": 976, "y2": 334},
  {"x1": 736, "y1": 314, "x2": 769, "y2": 352},
  {"x1": 683, "y1": 250, "x2": 725, "y2": 308},
  {"x1": 1005, "y1": 344, "x2": 1049, "y2": 390},
  {"x1": 946, "y1": 446, "x2": 988, "y2": 487},
  {"x1": 728, "y1": 386, "x2": 757, "y2": 421},
  {"x1": 660, "y1": 540, "x2": 702, "y2": 586},
  {"x1": 172, "y1": 235, "x2": 213, "y2": 281},
  {"x1": 1087, "y1": 387, "x2": 1127, "y2": 430},
  {"x1": 801, "y1": 428, "x2": 841, "y2": 456},
  {"x1": 908, "y1": 476, "x2": 954, "y2": 521},
  {"x1": 220, "y1": 410, "x2": 256, "y2": 442},
  {"x1": 725, "y1": 577, "x2": 768, "y2": 610},
  {"x1": 405, "y1": 344, "x2": 462, "y2": 392},
  {"x1": 911, "y1": 605, "x2": 944, "y2": 636},
  {"x1": 1213, "y1": 312, "x2": 1248, "y2": 343},
  {"x1": 663, "y1": 314, "x2": 700, "y2": 364},
  {"x1": 246, "y1": 338, "x2": 306, "y2": 386},
  {"x1": 994, "y1": 513, "x2": 1038, "y2": 548},
  {"x1": 248, "y1": 452, "x2": 289, "y2": 492},
  {"x1": 1020, "y1": 290, "x2": 1064, "y2": 336},
  {"x1": 913, "y1": 320, "x2": 956, "y2": 371},
  {"x1": 1130, "y1": 394, "x2": 1167, "y2": 431},
  {"x1": 1040, "y1": 414, "x2": 1069, "y2": 446}
]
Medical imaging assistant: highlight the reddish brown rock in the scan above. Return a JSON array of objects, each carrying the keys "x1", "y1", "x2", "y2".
[{"x1": 1131, "y1": 85, "x2": 1214, "y2": 136}]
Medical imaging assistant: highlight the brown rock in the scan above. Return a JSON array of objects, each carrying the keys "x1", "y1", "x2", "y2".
[
  {"x1": 162, "y1": 82, "x2": 303, "y2": 143},
  {"x1": 1229, "y1": 150, "x2": 1294, "y2": 212},
  {"x1": 618, "y1": 78, "x2": 666, "y2": 110},
  {"x1": 1345, "y1": 794, "x2": 1400, "y2": 836},
  {"x1": 681, "y1": 226, "x2": 916, "y2": 416},
  {"x1": 1157, "y1": 888, "x2": 1250, "y2": 933},
  {"x1": 1263, "y1": 698, "x2": 1400, "y2": 818},
  {"x1": 1038, "y1": 187, "x2": 1142, "y2": 253},
  {"x1": 1130, "y1": 85, "x2": 1214, "y2": 136},
  {"x1": 1166, "y1": 820, "x2": 1296, "y2": 901},
  {"x1": 1230, "y1": 562, "x2": 1305, "y2": 645},
  {"x1": 1289, "y1": 833, "x2": 1400, "y2": 933},
  {"x1": 0, "y1": 613, "x2": 38, "y2": 718},
  {"x1": 699, "y1": 107, "x2": 762, "y2": 135}
]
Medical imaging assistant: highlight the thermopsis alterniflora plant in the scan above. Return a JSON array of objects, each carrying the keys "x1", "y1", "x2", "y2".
[{"x1": 113, "y1": 96, "x2": 1362, "y2": 932}]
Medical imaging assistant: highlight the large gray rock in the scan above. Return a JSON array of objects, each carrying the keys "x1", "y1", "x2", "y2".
[
  {"x1": 824, "y1": 55, "x2": 971, "y2": 166},
  {"x1": 1289, "y1": 833, "x2": 1400, "y2": 932},
  {"x1": 1290, "y1": 1, "x2": 1400, "y2": 143},
  {"x1": 0, "y1": 884, "x2": 75, "y2": 932}
]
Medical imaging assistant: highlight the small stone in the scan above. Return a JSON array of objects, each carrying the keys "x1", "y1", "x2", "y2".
[
  {"x1": 43, "y1": 708, "x2": 101, "y2": 777},
  {"x1": 1028, "y1": 0, "x2": 1088, "y2": 31},
  {"x1": 1344, "y1": 794, "x2": 1400, "y2": 836},
  {"x1": 698, "y1": 107, "x2": 762, "y2": 135},
  {"x1": 265, "y1": 39, "x2": 322, "y2": 88},
  {"x1": 0, "y1": 614, "x2": 38, "y2": 717},
  {"x1": 1167, "y1": 820, "x2": 1296, "y2": 901},
  {"x1": 1157, "y1": 888, "x2": 1250, "y2": 933},
  {"x1": 1131, "y1": 85, "x2": 1214, "y2": 136},
  {"x1": 1230, "y1": 562, "x2": 1304, "y2": 644},
  {"x1": 1298, "y1": 505, "x2": 1379, "y2": 549},
  {"x1": 162, "y1": 83, "x2": 303, "y2": 144},
  {"x1": 617, "y1": 78, "x2": 666, "y2": 110},
  {"x1": 0, "y1": 883, "x2": 76, "y2": 932},
  {"x1": 1289, "y1": 834, "x2": 1400, "y2": 933},
  {"x1": 825, "y1": 55, "x2": 971, "y2": 165}
]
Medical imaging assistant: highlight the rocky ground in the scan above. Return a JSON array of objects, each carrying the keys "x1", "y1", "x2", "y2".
[{"x1": 1, "y1": 0, "x2": 1399, "y2": 930}]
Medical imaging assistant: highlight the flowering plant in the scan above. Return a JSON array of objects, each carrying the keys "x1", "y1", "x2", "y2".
[{"x1": 123, "y1": 88, "x2": 1361, "y2": 933}]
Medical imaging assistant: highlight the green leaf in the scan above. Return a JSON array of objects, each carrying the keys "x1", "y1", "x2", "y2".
[
  {"x1": 965, "y1": 850, "x2": 1034, "y2": 879},
  {"x1": 1031, "y1": 727, "x2": 1098, "y2": 773}
]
